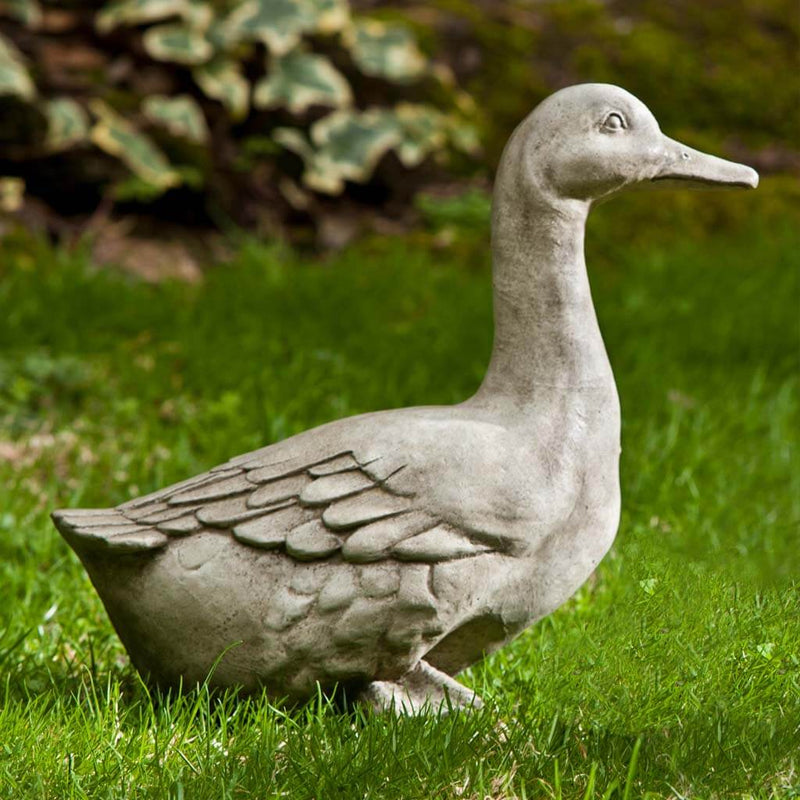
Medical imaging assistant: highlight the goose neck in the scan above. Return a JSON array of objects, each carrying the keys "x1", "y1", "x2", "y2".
[{"x1": 472, "y1": 194, "x2": 613, "y2": 405}]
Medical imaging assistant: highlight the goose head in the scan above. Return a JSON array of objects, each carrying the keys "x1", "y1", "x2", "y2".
[{"x1": 501, "y1": 83, "x2": 758, "y2": 207}]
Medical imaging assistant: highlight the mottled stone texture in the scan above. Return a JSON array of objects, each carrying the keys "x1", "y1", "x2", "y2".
[{"x1": 53, "y1": 84, "x2": 757, "y2": 713}]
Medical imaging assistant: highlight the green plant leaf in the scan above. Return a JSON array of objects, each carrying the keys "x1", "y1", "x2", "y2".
[
  {"x1": 95, "y1": 0, "x2": 189, "y2": 34},
  {"x1": 392, "y1": 102, "x2": 447, "y2": 168},
  {"x1": 275, "y1": 101, "x2": 470, "y2": 194},
  {"x1": 392, "y1": 103, "x2": 480, "y2": 166},
  {"x1": 254, "y1": 49, "x2": 352, "y2": 113},
  {"x1": 89, "y1": 100, "x2": 180, "y2": 191},
  {"x1": 306, "y1": 0, "x2": 348, "y2": 33},
  {"x1": 342, "y1": 19, "x2": 427, "y2": 84},
  {"x1": 0, "y1": 33, "x2": 36, "y2": 101},
  {"x1": 43, "y1": 97, "x2": 90, "y2": 151},
  {"x1": 273, "y1": 126, "x2": 313, "y2": 160},
  {"x1": 277, "y1": 108, "x2": 403, "y2": 194},
  {"x1": 193, "y1": 57, "x2": 249, "y2": 120},
  {"x1": 143, "y1": 22, "x2": 213, "y2": 65},
  {"x1": 142, "y1": 94, "x2": 209, "y2": 143},
  {"x1": 182, "y1": 0, "x2": 213, "y2": 31},
  {"x1": 445, "y1": 114, "x2": 481, "y2": 156},
  {"x1": 220, "y1": 0, "x2": 315, "y2": 55}
]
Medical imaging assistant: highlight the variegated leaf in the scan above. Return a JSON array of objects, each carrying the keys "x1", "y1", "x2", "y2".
[
  {"x1": 183, "y1": 0, "x2": 213, "y2": 31},
  {"x1": 254, "y1": 50, "x2": 351, "y2": 113},
  {"x1": 306, "y1": 0, "x2": 348, "y2": 33},
  {"x1": 273, "y1": 126, "x2": 313, "y2": 160},
  {"x1": 142, "y1": 94, "x2": 209, "y2": 143},
  {"x1": 310, "y1": 107, "x2": 401, "y2": 162},
  {"x1": 446, "y1": 115, "x2": 481, "y2": 155},
  {"x1": 44, "y1": 97, "x2": 90, "y2": 151},
  {"x1": 0, "y1": 33, "x2": 36, "y2": 101},
  {"x1": 143, "y1": 22, "x2": 213, "y2": 65},
  {"x1": 203, "y1": 16, "x2": 231, "y2": 49},
  {"x1": 393, "y1": 102, "x2": 447, "y2": 168},
  {"x1": 193, "y1": 57, "x2": 249, "y2": 119},
  {"x1": 96, "y1": 0, "x2": 188, "y2": 34},
  {"x1": 342, "y1": 19, "x2": 427, "y2": 84},
  {"x1": 220, "y1": 0, "x2": 315, "y2": 55},
  {"x1": 278, "y1": 108, "x2": 402, "y2": 194},
  {"x1": 90, "y1": 100, "x2": 180, "y2": 190},
  {"x1": 0, "y1": 176, "x2": 24, "y2": 213},
  {"x1": 0, "y1": 0, "x2": 42, "y2": 28}
]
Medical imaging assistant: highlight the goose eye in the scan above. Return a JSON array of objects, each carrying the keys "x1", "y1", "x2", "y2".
[{"x1": 602, "y1": 112, "x2": 626, "y2": 132}]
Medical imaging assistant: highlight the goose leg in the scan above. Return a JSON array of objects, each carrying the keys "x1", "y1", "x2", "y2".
[{"x1": 360, "y1": 660, "x2": 483, "y2": 714}]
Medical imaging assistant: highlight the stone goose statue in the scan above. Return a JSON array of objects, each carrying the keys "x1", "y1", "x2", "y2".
[{"x1": 53, "y1": 84, "x2": 757, "y2": 712}]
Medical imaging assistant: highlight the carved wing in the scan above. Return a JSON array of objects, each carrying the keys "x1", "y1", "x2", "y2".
[{"x1": 58, "y1": 449, "x2": 498, "y2": 564}]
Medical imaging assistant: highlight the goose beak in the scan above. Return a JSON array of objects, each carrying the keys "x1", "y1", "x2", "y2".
[{"x1": 652, "y1": 136, "x2": 759, "y2": 189}]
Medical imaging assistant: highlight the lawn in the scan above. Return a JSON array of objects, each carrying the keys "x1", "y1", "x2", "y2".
[{"x1": 0, "y1": 183, "x2": 797, "y2": 798}]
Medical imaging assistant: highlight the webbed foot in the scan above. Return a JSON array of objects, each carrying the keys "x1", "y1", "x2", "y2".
[{"x1": 360, "y1": 660, "x2": 483, "y2": 715}]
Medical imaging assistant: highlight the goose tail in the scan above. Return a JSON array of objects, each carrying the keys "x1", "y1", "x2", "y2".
[{"x1": 51, "y1": 508, "x2": 168, "y2": 555}]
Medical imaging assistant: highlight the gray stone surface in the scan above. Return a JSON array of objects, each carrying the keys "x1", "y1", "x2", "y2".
[{"x1": 52, "y1": 84, "x2": 757, "y2": 713}]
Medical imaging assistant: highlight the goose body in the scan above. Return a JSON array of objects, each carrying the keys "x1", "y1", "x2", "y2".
[{"x1": 53, "y1": 84, "x2": 757, "y2": 711}]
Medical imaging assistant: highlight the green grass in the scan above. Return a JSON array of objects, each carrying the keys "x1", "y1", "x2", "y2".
[{"x1": 0, "y1": 187, "x2": 798, "y2": 798}]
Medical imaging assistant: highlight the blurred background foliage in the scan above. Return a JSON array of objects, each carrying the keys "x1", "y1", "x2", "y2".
[
  {"x1": 0, "y1": 0, "x2": 797, "y2": 253},
  {"x1": 0, "y1": 0, "x2": 479, "y2": 243},
  {"x1": 389, "y1": 0, "x2": 799, "y2": 168}
]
